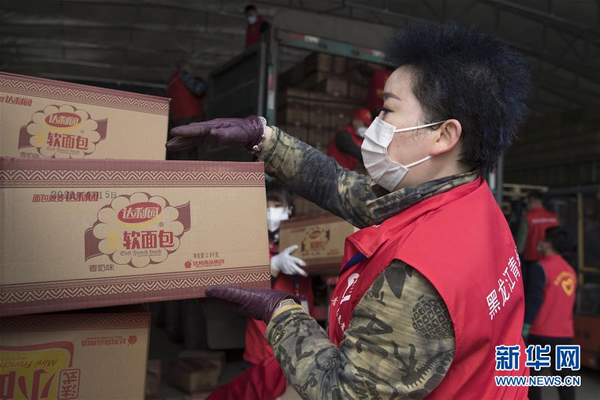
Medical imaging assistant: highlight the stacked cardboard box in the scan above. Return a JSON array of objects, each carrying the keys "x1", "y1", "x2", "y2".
[
  {"x1": 167, "y1": 351, "x2": 226, "y2": 394},
  {"x1": 0, "y1": 305, "x2": 151, "y2": 399},
  {"x1": 0, "y1": 72, "x2": 169, "y2": 160},
  {"x1": 277, "y1": 53, "x2": 387, "y2": 157},
  {"x1": 0, "y1": 73, "x2": 272, "y2": 397},
  {"x1": 279, "y1": 214, "x2": 358, "y2": 276}
]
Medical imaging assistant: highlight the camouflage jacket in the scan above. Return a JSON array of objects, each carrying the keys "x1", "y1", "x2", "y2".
[{"x1": 259, "y1": 127, "x2": 478, "y2": 399}]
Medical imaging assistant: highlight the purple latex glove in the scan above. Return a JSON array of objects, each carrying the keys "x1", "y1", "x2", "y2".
[
  {"x1": 206, "y1": 286, "x2": 298, "y2": 323},
  {"x1": 166, "y1": 116, "x2": 264, "y2": 152}
]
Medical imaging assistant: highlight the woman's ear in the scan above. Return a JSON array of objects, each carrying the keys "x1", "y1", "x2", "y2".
[{"x1": 430, "y1": 119, "x2": 462, "y2": 156}]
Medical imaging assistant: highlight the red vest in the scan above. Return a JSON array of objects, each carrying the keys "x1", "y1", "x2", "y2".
[
  {"x1": 243, "y1": 241, "x2": 314, "y2": 365},
  {"x1": 326, "y1": 126, "x2": 364, "y2": 170},
  {"x1": 329, "y1": 177, "x2": 528, "y2": 399},
  {"x1": 166, "y1": 69, "x2": 205, "y2": 122},
  {"x1": 530, "y1": 255, "x2": 577, "y2": 338},
  {"x1": 365, "y1": 70, "x2": 392, "y2": 114},
  {"x1": 524, "y1": 206, "x2": 558, "y2": 261},
  {"x1": 246, "y1": 16, "x2": 266, "y2": 48}
]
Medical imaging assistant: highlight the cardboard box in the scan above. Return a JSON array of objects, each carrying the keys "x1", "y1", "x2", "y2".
[
  {"x1": 0, "y1": 306, "x2": 150, "y2": 400},
  {"x1": 167, "y1": 352, "x2": 224, "y2": 393},
  {"x1": 177, "y1": 351, "x2": 226, "y2": 377},
  {"x1": 307, "y1": 128, "x2": 335, "y2": 151},
  {"x1": 277, "y1": 104, "x2": 309, "y2": 127},
  {"x1": 308, "y1": 107, "x2": 331, "y2": 130},
  {"x1": 314, "y1": 78, "x2": 348, "y2": 98},
  {"x1": 279, "y1": 214, "x2": 358, "y2": 275},
  {"x1": 0, "y1": 72, "x2": 169, "y2": 160},
  {"x1": 304, "y1": 53, "x2": 333, "y2": 75},
  {"x1": 146, "y1": 360, "x2": 161, "y2": 399},
  {"x1": 293, "y1": 196, "x2": 327, "y2": 217},
  {"x1": 348, "y1": 83, "x2": 369, "y2": 102},
  {"x1": 0, "y1": 157, "x2": 270, "y2": 317},
  {"x1": 277, "y1": 88, "x2": 310, "y2": 109},
  {"x1": 333, "y1": 56, "x2": 348, "y2": 75},
  {"x1": 330, "y1": 104, "x2": 356, "y2": 127}
]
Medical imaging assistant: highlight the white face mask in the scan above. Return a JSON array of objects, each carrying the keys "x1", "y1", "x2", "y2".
[
  {"x1": 361, "y1": 117, "x2": 445, "y2": 192},
  {"x1": 267, "y1": 206, "x2": 289, "y2": 232},
  {"x1": 356, "y1": 127, "x2": 367, "y2": 138},
  {"x1": 248, "y1": 16, "x2": 257, "y2": 25}
]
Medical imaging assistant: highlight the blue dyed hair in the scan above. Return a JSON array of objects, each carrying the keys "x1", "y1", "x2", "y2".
[{"x1": 385, "y1": 23, "x2": 531, "y2": 172}]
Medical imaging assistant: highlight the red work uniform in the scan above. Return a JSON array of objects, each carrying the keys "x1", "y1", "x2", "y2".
[
  {"x1": 166, "y1": 69, "x2": 204, "y2": 122},
  {"x1": 326, "y1": 126, "x2": 363, "y2": 171},
  {"x1": 330, "y1": 177, "x2": 529, "y2": 399},
  {"x1": 524, "y1": 206, "x2": 559, "y2": 262},
  {"x1": 529, "y1": 254, "x2": 577, "y2": 338},
  {"x1": 245, "y1": 16, "x2": 269, "y2": 48}
]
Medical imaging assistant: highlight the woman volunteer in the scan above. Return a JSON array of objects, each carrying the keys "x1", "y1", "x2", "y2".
[{"x1": 168, "y1": 23, "x2": 531, "y2": 399}]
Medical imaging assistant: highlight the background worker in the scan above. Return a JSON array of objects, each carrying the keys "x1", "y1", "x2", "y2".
[
  {"x1": 517, "y1": 192, "x2": 559, "y2": 288},
  {"x1": 168, "y1": 23, "x2": 531, "y2": 399},
  {"x1": 523, "y1": 227, "x2": 577, "y2": 400},
  {"x1": 243, "y1": 179, "x2": 313, "y2": 368},
  {"x1": 165, "y1": 60, "x2": 206, "y2": 160},
  {"x1": 327, "y1": 108, "x2": 372, "y2": 171},
  {"x1": 208, "y1": 180, "x2": 312, "y2": 399},
  {"x1": 245, "y1": 4, "x2": 270, "y2": 48}
]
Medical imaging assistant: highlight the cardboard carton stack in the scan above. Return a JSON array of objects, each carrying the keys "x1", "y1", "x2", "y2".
[
  {"x1": 0, "y1": 73, "x2": 271, "y2": 398},
  {"x1": 277, "y1": 53, "x2": 384, "y2": 153},
  {"x1": 0, "y1": 306, "x2": 151, "y2": 399},
  {"x1": 167, "y1": 351, "x2": 226, "y2": 394}
]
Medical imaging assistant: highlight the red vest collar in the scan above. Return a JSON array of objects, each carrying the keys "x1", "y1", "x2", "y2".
[{"x1": 347, "y1": 176, "x2": 483, "y2": 259}]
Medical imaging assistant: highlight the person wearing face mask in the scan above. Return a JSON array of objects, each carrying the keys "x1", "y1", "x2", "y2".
[
  {"x1": 243, "y1": 180, "x2": 313, "y2": 369},
  {"x1": 205, "y1": 181, "x2": 313, "y2": 400},
  {"x1": 245, "y1": 4, "x2": 270, "y2": 49},
  {"x1": 327, "y1": 108, "x2": 372, "y2": 171},
  {"x1": 523, "y1": 227, "x2": 577, "y2": 400},
  {"x1": 168, "y1": 23, "x2": 531, "y2": 399}
]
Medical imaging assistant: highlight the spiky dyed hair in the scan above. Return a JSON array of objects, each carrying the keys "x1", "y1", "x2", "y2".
[{"x1": 385, "y1": 23, "x2": 531, "y2": 173}]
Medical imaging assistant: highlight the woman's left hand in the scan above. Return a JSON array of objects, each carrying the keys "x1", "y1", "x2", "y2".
[{"x1": 206, "y1": 286, "x2": 299, "y2": 323}]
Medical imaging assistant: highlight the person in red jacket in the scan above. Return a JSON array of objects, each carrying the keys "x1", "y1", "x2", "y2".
[
  {"x1": 327, "y1": 108, "x2": 372, "y2": 171},
  {"x1": 167, "y1": 61, "x2": 206, "y2": 124},
  {"x1": 523, "y1": 227, "x2": 577, "y2": 400},
  {"x1": 245, "y1": 4, "x2": 270, "y2": 48},
  {"x1": 168, "y1": 22, "x2": 532, "y2": 399},
  {"x1": 166, "y1": 61, "x2": 206, "y2": 160},
  {"x1": 517, "y1": 192, "x2": 559, "y2": 289},
  {"x1": 243, "y1": 179, "x2": 313, "y2": 367},
  {"x1": 206, "y1": 180, "x2": 312, "y2": 400}
]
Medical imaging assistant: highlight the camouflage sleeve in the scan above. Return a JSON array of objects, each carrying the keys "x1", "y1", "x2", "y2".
[
  {"x1": 258, "y1": 126, "x2": 376, "y2": 228},
  {"x1": 266, "y1": 260, "x2": 455, "y2": 399}
]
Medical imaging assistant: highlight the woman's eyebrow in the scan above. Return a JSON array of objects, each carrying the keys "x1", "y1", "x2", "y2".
[{"x1": 383, "y1": 92, "x2": 401, "y2": 101}]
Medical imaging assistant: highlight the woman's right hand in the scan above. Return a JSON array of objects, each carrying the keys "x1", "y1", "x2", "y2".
[
  {"x1": 166, "y1": 116, "x2": 271, "y2": 152},
  {"x1": 270, "y1": 245, "x2": 308, "y2": 277}
]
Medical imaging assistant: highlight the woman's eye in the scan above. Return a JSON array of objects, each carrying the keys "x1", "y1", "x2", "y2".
[{"x1": 378, "y1": 107, "x2": 391, "y2": 115}]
